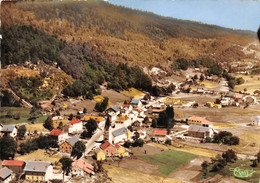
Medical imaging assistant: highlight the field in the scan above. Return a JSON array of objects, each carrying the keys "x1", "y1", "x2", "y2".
[
  {"x1": 162, "y1": 97, "x2": 188, "y2": 105},
  {"x1": 153, "y1": 143, "x2": 218, "y2": 158},
  {"x1": 141, "y1": 150, "x2": 197, "y2": 175},
  {"x1": 234, "y1": 74, "x2": 260, "y2": 94},
  {"x1": 213, "y1": 122, "x2": 238, "y2": 129},
  {"x1": 93, "y1": 95, "x2": 113, "y2": 107},
  {"x1": 199, "y1": 81, "x2": 217, "y2": 88},
  {"x1": 17, "y1": 149, "x2": 62, "y2": 169},
  {"x1": 0, "y1": 107, "x2": 47, "y2": 124},
  {"x1": 120, "y1": 87, "x2": 144, "y2": 99},
  {"x1": 103, "y1": 164, "x2": 181, "y2": 183},
  {"x1": 26, "y1": 123, "x2": 49, "y2": 132},
  {"x1": 203, "y1": 159, "x2": 260, "y2": 183},
  {"x1": 232, "y1": 132, "x2": 260, "y2": 155}
]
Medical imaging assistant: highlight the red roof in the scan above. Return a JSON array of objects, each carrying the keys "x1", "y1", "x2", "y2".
[
  {"x1": 2, "y1": 160, "x2": 25, "y2": 167},
  {"x1": 152, "y1": 109, "x2": 164, "y2": 113},
  {"x1": 114, "y1": 143, "x2": 120, "y2": 149},
  {"x1": 123, "y1": 104, "x2": 130, "y2": 108},
  {"x1": 70, "y1": 118, "x2": 82, "y2": 125},
  {"x1": 100, "y1": 141, "x2": 111, "y2": 150},
  {"x1": 234, "y1": 93, "x2": 243, "y2": 99},
  {"x1": 49, "y1": 129, "x2": 63, "y2": 136},
  {"x1": 155, "y1": 130, "x2": 167, "y2": 135},
  {"x1": 189, "y1": 116, "x2": 213, "y2": 125}
]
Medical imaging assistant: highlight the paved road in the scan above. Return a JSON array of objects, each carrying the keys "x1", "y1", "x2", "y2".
[{"x1": 84, "y1": 128, "x2": 104, "y2": 155}]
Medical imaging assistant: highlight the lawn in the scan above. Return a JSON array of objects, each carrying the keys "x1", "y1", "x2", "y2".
[
  {"x1": 199, "y1": 81, "x2": 216, "y2": 88},
  {"x1": 234, "y1": 74, "x2": 260, "y2": 94},
  {"x1": 0, "y1": 107, "x2": 47, "y2": 124},
  {"x1": 141, "y1": 150, "x2": 197, "y2": 175},
  {"x1": 103, "y1": 164, "x2": 181, "y2": 183},
  {"x1": 162, "y1": 97, "x2": 188, "y2": 105},
  {"x1": 120, "y1": 87, "x2": 144, "y2": 99},
  {"x1": 203, "y1": 159, "x2": 260, "y2": 183},
  {"x1": 26, "y1": 123, "x2": 49, "y2": 132}
]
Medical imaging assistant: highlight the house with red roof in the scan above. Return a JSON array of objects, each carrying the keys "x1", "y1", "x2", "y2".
[
  {"x1": 49, "y1": 129, "x2": 68, "y2": 143},
  {"x1": 68, "y1": 118, "x2": 83, "y2": 134},
  {"x1": 188, "y1": 116, "x2": 213, "y2": 128},
  {"x1": 2, "y1": 160, "x2": 25, "y2": 173},
  {"x1": 100, "y1": 141, "x2": 117, "y2": 157},
  {"x1": 71, "y1": 159, "x2": 94, "y2": 176},
  {"x1": 154, "y1": 129, "x2": 168, "y2": 142}
]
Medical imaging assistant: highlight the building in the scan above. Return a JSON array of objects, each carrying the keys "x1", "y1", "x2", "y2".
[
  {"x1": 187, "y1": 116, "x2": 213, "y2": 128},
  {"x1": 110, "y1": 127, "x2": 130, "y2": 144},
  {"x1": 2, "y1": 160, "x2": 25, "y2": 174},
  {"x1": 100, "y1": 141, "x2": 117, "y2": 157},
  {"x1": 68, "y1": 119, "x2": 83, "y2": 134},
  {"x1": 0, "y1": 167, "x2": 13, "y2": 183},
  {"x1": 188, "y1": 125, "x2": 215, "y2": 138},
  {"x1": 130, "y1": 98, "x2": 142, "y2": 108},
  {"x1": 24, "y1": 161, "x2": 53, "y2": 182},
  {"x1": 251, "y1": 116, "x2": 260, "y2": 126},
  {"x1": 71, "y1": 159, "x2": 94, "y2": 176},
  {"x1": 95, "y1": 150, "x2": 105, "y2": 161},
  {"x1": 115, "y1": 115, "x2": 132, "y2": 127},
  {"x1": 154, "y1": 130, "x2": 167, "y2": 142},
  {"x1": 49, "y1": 129, "x2": 68, "y2": 143},
  {"x1": 81, "y1": 116, "x2": 105, "y2": 129},
  {"x1": 1, "y1": 125, "x2": 17, "y2": 137},
  {"x1": 115, "y1": 144, "x2": 129, "y2": 157},
  {"x1": 59, "y1": 136, "x2": 80, "y2": 153}
]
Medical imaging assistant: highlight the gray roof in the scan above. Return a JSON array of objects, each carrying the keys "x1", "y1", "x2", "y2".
[
  {"x1": 24, "y1": 161, "x2": 51, "y2": 173},
  {"x1": 131, "y1": 98, "x2": 140, "y2": 104},
  {"x1": 188, "y1": 125, "x2": 209, "y2": 133},
  {"x1": 0, "y1": 167, "x2": 12, "y2": 180},
  {"x1": 112, "y1": 127, "x2": 128, "y2": 137},
  {"x1": 253, "y1": 116, "x2": 260, "y2": 122},
  {"x1": 67, "y1": 136, "x2": 80, "y2": 147},
  {"x1": 111, "y1": 106, "x2": 120, "y2": 112},
  {"x1": 1, "y1": 125, "x2": 15, "y2": 132}
]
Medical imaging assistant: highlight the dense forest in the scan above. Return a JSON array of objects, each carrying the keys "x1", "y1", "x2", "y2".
[{"x1": 16, "y1": 0, "x2": 255, "y2": 41}]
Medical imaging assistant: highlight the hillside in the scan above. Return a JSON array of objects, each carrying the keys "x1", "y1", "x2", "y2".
[{"x1": 1, "y1": 1, "x2": 258, "y2": 67}]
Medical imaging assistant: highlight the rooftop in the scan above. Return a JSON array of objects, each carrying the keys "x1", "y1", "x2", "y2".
[
  {"x1": 1, "y1": 125, "x2": 16, "y2": 132},
  {"x1": 2, "y1": 160, "x2": 25, "y2": 167},
  {"x1": 189, "y1": 116, "x2": 213, "y2": 125},
  {"x1": 24, "y1": 161, "x2": 51, "y2": 173},
  {"x1": 110, "y1": 106, "x2": 120, "y2": 112},
  {"x1": 49, "y1": 129, "x2": 63, "y2": 136},
  {"x1": 70, "y1": 118, "x2": 82, "y2": 125},
  {"x1": 188, "y1": 125, "x2": 210, "y2": 133},
  {"x1": 116, "y1": 115, "x2": 128, "y2": 123},
  {"x1": 67, "y1": 136, "x2": 80, "y2": 147},
  {"x1": 131, "y1": 98, "x2": 140, "y2": 104},
  {"x1": 81, "y1": 116, "x2": 104, "y2": 122},
  {"x1": 112, "y1": 127, "x2": 128, "y2": 137},
  {"x1": 100, "y1": 141, "x2": 111, "y2": 150},
  {"x1": 0, "y1": 167, "x2": 12, "y2": 180},
  {"x1": 72, "y1": 159, "x2": 94, "y2": 174},
  {"x1": 154, "y1": 130, "x2": 167, "y2": 135}
]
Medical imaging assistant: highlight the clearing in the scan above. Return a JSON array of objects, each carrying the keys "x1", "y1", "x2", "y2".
[
  {"x1": 141, "y1": 149, "x2": 197, "y2": 175},
  {"x1": 234, "y1": 74, "x2": 260, "y2": 94},
  {"x1": 120, "y1": 87, "x2": 144, "y2": 99},
  {"x1": 199, "y1": 81, "x2": 217, "y2": 88},
  {"x1": 103, "y1": 164, "x2": 181, "y2": 183},
  {"x1": 26, "y1": 123, "x2": 49, "y2": 132}
]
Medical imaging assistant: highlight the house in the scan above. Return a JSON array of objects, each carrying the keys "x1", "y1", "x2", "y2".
[
  {"x1": 24, "y1": 161, "x2": 53, "y2": 182},
  {"x1": 187, "y1": 116, "x2": 213, "y2": 128},
  {"x1": 188, "y1": 125, "x2": 215, "y2": 138},
  {"x1": 59, "y1": 136, "x2": 80, "y2": 153},
  {"x1": 107, "y1": 106, "x2": 120, "y2": 122},
  {"x1": 100, "y1": 141, "x2": 117, "y2": 156},
  {"x1": 115, "y1": 115, "x2": 132, "y2": 127},
  {"x1": 2, "y1": 160, "x2": 25, "y2": 174},
  {"x1": 154, "y1": 130, "x2": 167, "y2": 142},
  {"x1": 96, "y1": 150, "x2": 105, "y2": 161},
  {"x1": 68, "y1": 118, "x2": 83, "y2": 134},
  {"x1": 251, "y1": 116, "x2": 260, "y2": 126},
  {"x1": 52, "y1": 116, "x2": 68, "y2": 129},
  {"x1": 110, "y1": 127, "x2": 130, "y2": 144},
  {"x1": 0, "y1": 167, "x2": 13, "y2": 183},
  {"x1": 121, "y1": 104, "x2": 133, "y2": 115},
  {"x1": 226, "y1": 92, "x2": 243, "y2": 100},
  {"x1": 49, "y1": 129, "x2": 68, "y2": 143},
  {"x1": 130, "y1": 98, "x2": 142, "y2": 108},
  {"x1": 1, "y1": 125, "x2": 17, "y2": 137},
  {"x1": 115, "y1": 144, "x2": 129, "y2": 157},
  {"x1": 71, "y1": 159, "x2": 94, "y2": 176},
  {"x1": 221, "y1": 97, "x2": 230, "y2": 106},
  {"x1": 81, "y1": 116, "x2": 105, "y2": 129}
]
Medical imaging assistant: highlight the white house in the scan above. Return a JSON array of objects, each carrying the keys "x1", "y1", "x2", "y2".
[
  {"x1": 68, "y1": 118, "x2": 83, "y2": 134},
  {"x1": 24, "y1": 161, "x2": 53, "y2": 182},
  {"x1": 130, "y1": 98, "x2": 142, "y2": 108},
  {"x1": 1, "y1": 125, "x2": 17, "y2": 137},
  {"x1": 0, "y1": 167, "x2": 13, "y2": 183},
  {"x1": 251, "y1": 116, "x2": 260, "y2": 126},
  {"x1": 49, "y1": 129, "x2": 68, "y2": 143},
  {"x1": 110, "y1": 127, "x2": 130, "y2": 144},
  {"x1": 122, "y1": 104, "x2": 133, "y2": 115}
]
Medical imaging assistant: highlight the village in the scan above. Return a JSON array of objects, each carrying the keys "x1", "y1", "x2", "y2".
[{"x1": 1, "y1": 67, "x2": 260, "y2": 183}]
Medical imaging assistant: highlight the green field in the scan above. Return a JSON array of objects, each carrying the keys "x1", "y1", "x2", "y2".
[
  {"x1": 0, "y1": 107, "x2": 47, "y2": 124},
  {"x1": 141, "y1": 150, "x2": 197, "y2": 175},
  {"x1": 203, "y1": 159, "x2": 260, "y2": 183}
]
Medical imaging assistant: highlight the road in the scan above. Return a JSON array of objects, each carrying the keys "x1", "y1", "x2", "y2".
[{"x1": 84, "y1": 128, "x2": 104, "y2": 155}]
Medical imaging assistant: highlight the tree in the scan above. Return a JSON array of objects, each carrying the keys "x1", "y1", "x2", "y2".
[
  {"x1": 68, "y1": 114, "x2": 74, "y2": 121},
  {"x1": 201, "y1": 161, "x2": 209, "y2": 175},
  {"x1": 83, "y1": 108, "x2": 87, "y2": 114},
  {"x1": 258, "y1": 26, "x2": 260, "y2": 41},
  {"x1": 17, "y1": 125, "x2": 27, "y2": 138},
  {"x1": 59, "y1": 157, "x2": 72, "y2": 180},
  {"x1": 123, "y1": 141, "x2": 131, "y2": 148},
  {"x1": 257, "y1": 150, "x2": 260, "y2": 163},
  {"x1": 20, "y1": 140, "x2": 38, "y2": 154},
  {"x1": 222, "y1": 149, "x2": 237, "y2": 162},
  {"x1": 95, "y1": 97, "x2": 109, "y2": 112},
  {"x1": 85, "y1": 118, "x2": 98, "y2": 137},
  {"x1": 44, "y1": 116, "x2": 53, "y2": 131},
  {"x1": 0, "y1": 136, "x2": 17, "y2": 159},
  {"x1": 28, "y1": 107, "x2": 39, "y2": 123},
  {"x1": 151, "y1": 118, "x2": 157, "y2": 128},
  {"x1": 80, "y1": 130, "x2": 88, "y2": 139},
  {"x1": 71, "y1": 141, "x2": 86, "y2": 159},
  {"x1": 105, "y1": 115, "x2": 111, "y2": 131}
]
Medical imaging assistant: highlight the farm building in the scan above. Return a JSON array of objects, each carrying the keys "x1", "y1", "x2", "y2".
[
  {"x1": 68, "y1": 118, "x2": 83, "y2": 134},
  {"x1": 154, "y1": 129, "x2": 167, "y2": 142},
  {"x1": 2, "y1": 160, "x2": 25, "y2": 174},
  {"x1": 1, "y1": 125, "x2": 17, "y2": 137},
  {"x1": 24, "y1": 161, "x2": 53, "y2": 182}
]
